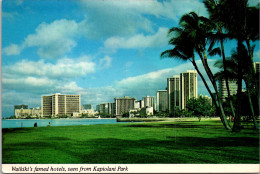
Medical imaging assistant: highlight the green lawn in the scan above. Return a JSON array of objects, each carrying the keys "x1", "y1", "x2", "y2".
[{"x1": 2, "y1": 118, "x2": 259, "y2": 164}]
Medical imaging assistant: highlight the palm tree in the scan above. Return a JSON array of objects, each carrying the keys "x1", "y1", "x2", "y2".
[
  {"x1": 161, "y1": 12, "x2": 231, "y2": 130},
  {"x1": 211, "y1": 0, "x2": 259, "y2": 131},
  {"x1": 161, "y1": 28, "x2": 217, "y2": 109},
  {"x1": 214, "y1": 45, "x2": 259, "y2": 129},
  {"x1": 203, "y1": 0, "x2": 236, "y2": 118}
]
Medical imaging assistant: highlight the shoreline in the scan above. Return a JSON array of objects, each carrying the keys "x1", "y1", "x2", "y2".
[
  {"x1": 116, "y1": 117, "x2": 221, "y2": 122},
  {"x1": 2, "y1": 118, "x2": 116, "y2": 120},
  {"x1": 2, "y1": 118, "x2": 118, "y2": 129}
]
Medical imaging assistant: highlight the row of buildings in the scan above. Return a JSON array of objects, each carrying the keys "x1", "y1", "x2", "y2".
[
  {"x1": 14, "y1": 93, "x2": 97, "y2": 118},
  {"x1": 96, "y1": 96, "x2": 156, "y2": 117},
  {"x1": 94, "y1": 70, "x2": 198, "y2": 117},
  {"x1": 14, "y1": 105, "x2": 42, "y2": 118},
  {"x1": 14, "y1": 62, "x2": 259, "y2": 118}
]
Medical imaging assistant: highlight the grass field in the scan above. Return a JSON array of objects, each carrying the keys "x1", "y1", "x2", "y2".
[{"x1": 2, "y1": 118, "x2": 259, "y2": 164}]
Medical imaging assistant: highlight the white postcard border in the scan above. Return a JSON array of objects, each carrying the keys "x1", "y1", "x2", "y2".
[{"x1": 2, "y1": 164, "x2": 260, "y2": 173}]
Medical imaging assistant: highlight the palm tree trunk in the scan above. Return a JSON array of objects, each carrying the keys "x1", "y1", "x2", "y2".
[
  {"x1": 232, "y1": 40, "x2": 243, "y2": 132},
  {"x1": 245, "y1": 39, "x2": 259, "y2": 114},
  {"x1": 219, "y1": 32, "x2": 236, "y2": 118},
  {"x1": 199, "y1": 52, "x2": 231, "y2": 130},
  {"x1": 245, "y1": 81, "x2": 259, "y2": 129},
  {"x1": 245, "y1": 39, "x2": 255, "y2": 74},
  {"x1": 191, "y1": 59, "x2": 217, "y2": 107}
]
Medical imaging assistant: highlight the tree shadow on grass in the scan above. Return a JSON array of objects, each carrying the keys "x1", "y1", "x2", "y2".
[
  {"x1": 3, "y1": 135, "x2": 259, "y2": 164},
  {"x1": 124, "y1": 123, "x2": 224, "y2": 129},
  {"x1": 166, "y1": 136, "x2": 259, "y2": 147},
  {"x1": 2, "y1": 128, "x2": 34, "y2": 134},
  {"x1": 78, "y1": 136, "x2": 259, "y2": 164}
]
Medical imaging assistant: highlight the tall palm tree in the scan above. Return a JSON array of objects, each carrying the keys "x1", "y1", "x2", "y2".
[
  {"x1": 212, "y1": 0, "x2": 259, "y2": 131},
  {"x1": 214, "y1": 45, "x2": 259, "y2": 129},
  {"x1": 161, "y1": 28, "x2": 217, "y2": 109},
  {"x1": 161, "y1": 12, "x2": 231, "y2": 130},
  {"x1": 203, "y1": 0, "x2": 236, "y2": 118}
]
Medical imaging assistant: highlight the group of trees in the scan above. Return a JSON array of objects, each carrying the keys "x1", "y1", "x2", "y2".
[
  {"x1": 156, "y1": 96, "x2": 216, "y2": 118},
  {"x1": 186, "y1": 96, "x2": 216, "y2": 117},
  {"x1": 98, "y1": 113, "x2": 114, "y2": 118},
  {"x1": 161, "y1": 0, "x2": 259, "y2": 131}
]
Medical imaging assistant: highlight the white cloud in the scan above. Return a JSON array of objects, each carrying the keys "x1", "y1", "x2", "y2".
[
  {"x1": 56, "y1": 82, "x2": 88, "y2": 95},
  {"x1": 99, "y1": 56, "x2": 112, "y2": 69},
  {"x1": 78, "y1": 0, "x2": 154, "y2": 39},
  {"x1": 2, "y1": 11, "x2": 20, "y2": 20},
  {"x1": 104, "y1": 27, "x2": 168, "y2": 51},
  {"x1": 2, "y1": 75, "x2": 57, "y2": 95},
  {"x1": 4, "y1": 19, "x2": 79, "y2": 58},
  {"x1": 24, "y1": 19, "x2": 79, "y2": 58},
  {"x1": 82, "y1": 86, "x2": 124, "y2": 106},
  {"x1": 116, "y1": 68, "x2": 173, "y2": 87},
  {"x1": 3, "y1": 76, "x2": 54, "y2": 87},
  {"x1": 77, "y1": 0, "x2": 207, "y2": 40},
  {"x1": 79, "y1": 0, "x2": 207, "y2": 24},
  {"x1": 168, "y1": 0, "x2": 208, "y2": 19},
  {"x1": 3, "y1": 56, "x2": 96, "y2": 79},
  {"x1": 3, "y1": 0, "x2": 208, "y2": 58},
  {"x1": 24, "y1": 20, "x2": 78, "y2": 47},
  {"x1": 3, "y1": 44, "x2": 23, "y2": 55}
]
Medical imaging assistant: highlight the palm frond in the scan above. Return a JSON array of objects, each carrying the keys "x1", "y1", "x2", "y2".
[
  {"x1": 160, "y1": 49, "x2": 190, "y2": 61},
  {"x1": 168, "y1": 27, "x2": 183, "y2": 35},
  {"x1": 214, "y1": 70, "x2": 238, "y2": 81},
  {"x1": 214, "y1": 59, "x2": 224, "y2": 68},
  {"x1": 180, "y1": 12, "x2": 199, "y2": 29},
  {"x1": 207, "y1": 37, "x2": 216, "y2": 53},
  {"x1": 208, "y1": 47, "x2": 221, "y2": 57},
  {"x1": 203, "y1": 0, "x2": 217, "y2": 16}
]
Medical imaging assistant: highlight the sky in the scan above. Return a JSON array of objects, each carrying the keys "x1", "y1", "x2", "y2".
[{"x1": 2, "y1": 0, "x2": 259, "y2": 117}]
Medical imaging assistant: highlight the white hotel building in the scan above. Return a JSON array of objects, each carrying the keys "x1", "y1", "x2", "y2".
[
  {"x1": 41, "y1": 93, "x2": 80, "y2": 117},
  {"x1": 180, "y1": 70, "x2": 198, "y2": 109}
]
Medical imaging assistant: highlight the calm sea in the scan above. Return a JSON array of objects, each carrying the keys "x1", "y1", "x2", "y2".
[{"x1": 2, "y1": 118, "x2": 117, "y2": 128}]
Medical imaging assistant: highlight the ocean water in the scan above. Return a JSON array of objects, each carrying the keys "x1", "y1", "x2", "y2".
[{"x1": 2, "y1": 118, "x2": 117, "y2": 128}]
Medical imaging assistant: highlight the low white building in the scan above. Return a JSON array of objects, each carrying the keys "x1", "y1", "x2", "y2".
[
  {"x1": 129, "y1": 108, "x2": 140, "y2": 118},
  {"x1": 15, "y1": 107, "x2": 42, "y2": 118},
  {"x1": 72, "y1": 112, "x2": 81, "y2": 117},
  {"x1": 81, "y1": 109, "x2": 97, "y2": 117},
  {"x1": 145, "y1": 107, "x2": 154, "y2": 116}
]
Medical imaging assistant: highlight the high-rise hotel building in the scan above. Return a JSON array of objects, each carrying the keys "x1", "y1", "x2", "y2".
[
  {"x1": 218, "y1": 79, "x2": 237, "y2": 101},
  {"x1": 180, "y1": 70, "x2": 197, "y2": 109},
  {"x1": 115, "y1": 96, "x2": 136, "y2": 116},
  {"x1": 82, "y1": 104, "x2": 92, "y2": 110},
  {"x1": 143, "y1": 96, "x2": 156, "y2": 111},
  {"x1": 41, "y1": 93, "x2": 80, "y2": 117},
  {"x1": 167, "y1": 75, "x2": 181, "y2": 113},
  {"x1": 157, "y1": 90, "x2": 168, "y2": 112},
  {"x1": 99, "y1": 103, "x2": 115, "y2": 116}
]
